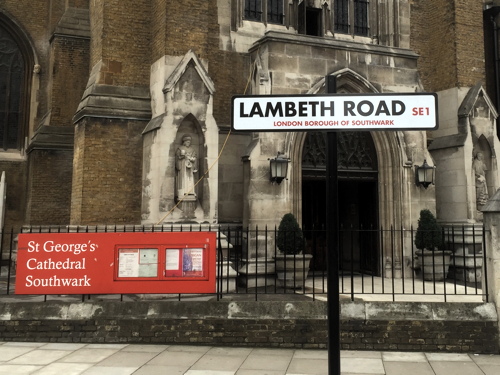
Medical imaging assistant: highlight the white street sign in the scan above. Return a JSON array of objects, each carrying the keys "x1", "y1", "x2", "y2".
[{"x1": 232, "y1": 93, "x2": 438, "y2": 131}]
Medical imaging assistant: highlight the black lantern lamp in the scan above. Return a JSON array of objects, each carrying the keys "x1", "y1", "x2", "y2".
[
  {"x1": 269, "y1": 152, "x2": 290, "y2": 184},
  {"x1": 415, "y1": 159, "x2": 435, "y2": 189}
]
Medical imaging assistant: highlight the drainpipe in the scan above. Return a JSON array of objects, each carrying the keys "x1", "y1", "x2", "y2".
[
  {"x1": 485, "y1": 6, "x2": 500, "y2": 137},
  {"x1": 493, "y1": 16, "x2": 500, "y2": 129}
]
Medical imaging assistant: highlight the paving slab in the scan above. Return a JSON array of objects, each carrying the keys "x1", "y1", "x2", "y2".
[
  {"x1": 470, "y1": 353, "x2": 500, "y2": 365},
  {"x1": 95, "y1": 350, "x2": 158, "y2": 367},
  {"x1": 191, "y1": 354, "x2": 247, "y2": 372},
  {"x1": 293, "y1": 349, "x2": 329, "y2": 360},
  {"x1": 146, "y1": 349, "x2": 206, "y2": 367},
  {"x1": 39, "y1": 343, "x2": 87, "y2": 351},
  {"x1": 384, "y1": 361, "x2": 435, "y2": 375},
  {"x1": 58, "y1": 348, "x2": 120, "y2": 363},
  {"x1": 340, "y1": 357, "x2": 385, "y2": 374},
  {"x1": 236, "y1": 370, "x2": 285, "y2": 375},
  {"x1": 205, "y1": 347, "x2": 253, "y2": 357},
  {"x1": 479, "y1": 364, "x2": 500, "y2": 375},
  {"x1": 120, "y1": 344, "x2": 169, "y2": 353},
  {"x1": 0, "y1": 364, "x2": 43, "y2": 374},
  {"x1": 133, "y1": 364, "x2": 188, "y2": 375},
  {"x1": 185, "y1": 371, "x2": 236, "y2": 375},
  {"x1": 242, "y1": 354, "x2": 292, "y2": 371},
  {"x1": 0, "y1": 345, "x2": 38, "y2": 362},
  {"x1": 8, "y1": 349, "x2": 71, "y2": 365},
  {"x1": 429, "y1": 361, "x2": 485, "y2": 375},
  {"x1": 287, "y1": 357, "x2": 328, "y2": 374},
  {"x1": 81, "y1": 366, "x2": 137, "y2": 375},
  {"x1": 29, "y1": 362, "x2": 93, "y2": 375},
  {"x1": 341, "y1": 351, "x2": 381, "y2": 359},
  {"x1": 0, "y1": 342, "x2": 498, "y2": 374},
  {"x1": 425, "y1": 352, "x2": 472, "y2": 361},
  {"x1": 382, "y1": 351, "x2": 427, "y2": 362}
]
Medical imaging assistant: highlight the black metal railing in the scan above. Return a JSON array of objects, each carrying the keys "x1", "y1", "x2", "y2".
[{"x1": 0, "y1": 224, "x2": 488, "y2": 302}]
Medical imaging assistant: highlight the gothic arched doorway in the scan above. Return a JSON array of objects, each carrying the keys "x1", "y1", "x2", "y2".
[{"x1": 302, "y1": 131, "x2": 379, "y2": 275}]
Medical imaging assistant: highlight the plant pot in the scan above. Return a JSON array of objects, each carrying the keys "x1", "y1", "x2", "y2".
[
  {"x1": 448, "y1": 250, "x2": 483, "y2": 283},
  {"x1": 415, "y1": 249, "x2": 452, "y2": 281},
  {"x1": 274, "y1": 254, "x2": 312, "y2": 289}
]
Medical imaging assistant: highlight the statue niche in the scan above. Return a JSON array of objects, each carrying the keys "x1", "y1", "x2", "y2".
[
  {"x1": 175, "y1": 134, "x2": 198, "y2": 202},
  {"x1": 473, "y1": 151, "x2": 488, "y2": 209}
]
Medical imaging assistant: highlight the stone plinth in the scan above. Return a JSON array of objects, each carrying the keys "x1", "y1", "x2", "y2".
[{"x1": 237, "y1": 258, "x2": 275, "y2": 288}]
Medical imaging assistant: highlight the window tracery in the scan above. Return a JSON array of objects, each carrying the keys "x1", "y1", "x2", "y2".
[
  {"x1": 0, "y1": 25, "x2": 25, "y2": 150},
  {"x1": 302, "y1": 131, "x2": 377, "y2": 172}
]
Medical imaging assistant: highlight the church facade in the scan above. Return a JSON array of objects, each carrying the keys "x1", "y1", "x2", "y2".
[{"x1": 1, "y1": 0, "x2": 500, "y2": 275}]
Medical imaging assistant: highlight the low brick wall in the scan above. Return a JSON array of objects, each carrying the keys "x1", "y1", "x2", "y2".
[{"x1": 0, "y1": 300, "x2": 498, "y2": 353}]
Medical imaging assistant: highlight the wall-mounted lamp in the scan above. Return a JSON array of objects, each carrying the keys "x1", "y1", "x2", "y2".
[
  {"x1": 269, "y1": 152, "x2": 290, "y2": 184},
  {"x1": 415, "y1": 159, "x2": 435, "y2": 189}
]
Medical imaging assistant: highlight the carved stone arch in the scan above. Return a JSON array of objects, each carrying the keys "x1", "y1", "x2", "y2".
[
  {"x1": 289, "y1": 70, "x2": 407, "y2": 230},
  {"x1": 309, "y1": 68, "x2": 379, "y2": 94},
  {"x1": 143, "y1": 49, "x2": 218, "y2": 224}
]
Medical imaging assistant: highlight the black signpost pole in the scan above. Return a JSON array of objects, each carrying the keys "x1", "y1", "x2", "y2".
[
  {"x1": 231, "y1": 86, "x2": 437, "y2": 375},
  {"x1": 325, "y1": 75, "x2": 340, "y2": 375}
]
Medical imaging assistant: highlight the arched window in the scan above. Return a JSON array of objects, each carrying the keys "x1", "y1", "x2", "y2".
[{"x1": 0, "y1": 18, "x2": 32, "y2": 151}]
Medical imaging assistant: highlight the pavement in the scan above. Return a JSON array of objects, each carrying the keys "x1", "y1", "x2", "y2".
[{"x1": 1, "y1": 342, "x2": 500, "y2": 375}]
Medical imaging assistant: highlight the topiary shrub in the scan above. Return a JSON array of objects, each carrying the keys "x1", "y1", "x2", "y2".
[
  {"x1": 415, "y1": 209, "x2": 443, "y2": 250},
  {"x1": 277, "y1": 213, "x2": 305, "y2": 255}
]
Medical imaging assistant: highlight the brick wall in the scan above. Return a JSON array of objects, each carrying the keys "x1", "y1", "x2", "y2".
[
  {"x1": 26, "y1": 150, "x2": 73, "y2": 225},
  {"x1": 49, "y1": 36, "x2": 90, "y2": 127},
  {"x1": 454, "y1": 0, "x2": 485, "y2": 87},
  {"x1": 70, "y1": 119, "x2": 144, "y2": 224},
  {"x1": 0, "y1": 317, "x2": 497, "y2": 352},
  {"x1": 411, "y1": 0, "x2": 485, "y2": 92},
  {"x1": 0, "y1": 301, "x2": 497, "y2": 353},
  {"x1": 90, "y1": 0, "x2": 150, "y2": 87}
]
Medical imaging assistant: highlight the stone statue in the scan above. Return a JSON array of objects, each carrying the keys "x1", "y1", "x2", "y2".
[
  {"x1": 473, "y1": 152, "x2": 488, "y2": 208},
  {"x1": 175, "y1": 134, "x2": 198, "y2": 200}
]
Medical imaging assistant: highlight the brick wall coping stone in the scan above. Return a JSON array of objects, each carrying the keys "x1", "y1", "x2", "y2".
[{"x1": 0, "y1": 300, "x2": 495, "y2": 322}]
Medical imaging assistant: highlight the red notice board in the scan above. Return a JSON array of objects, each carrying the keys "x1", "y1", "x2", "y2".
[{"x1": 15, "y1": 232, "x2": 216, "y2": 295}]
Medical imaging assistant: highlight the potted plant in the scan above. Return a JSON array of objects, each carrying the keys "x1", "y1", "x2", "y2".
[
  {"x1": 274, "y1": 213, "x2": 312, "y2": 289},
  {"x1": 414, "y1": 209, "x2": 452, "y2": 281}
]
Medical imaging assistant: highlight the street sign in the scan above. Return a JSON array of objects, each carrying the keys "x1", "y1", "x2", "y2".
[
  {"x1": 232, "y1": 93, "x2": 438, "y2": 131},
  {"x1": 232, "y1": 87, "x2": 438, "y2": 375}
]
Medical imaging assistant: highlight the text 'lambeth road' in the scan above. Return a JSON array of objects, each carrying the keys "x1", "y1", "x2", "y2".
[{"x1": 232, "y1": 93, "x2": 438, "y2": 131}]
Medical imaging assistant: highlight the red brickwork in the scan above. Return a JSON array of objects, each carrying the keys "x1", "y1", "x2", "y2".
[
  {"x1": 91, "y1": 0, "x2": 150, "y2": 87},
  {"x1": 454, "y1": 0, "x2": 485, "y2": 87},
  {"x1": 411, "y1": 0, "x2": 485, "y2": 92},
  {"x1": 49, "y1": 37, "x2": 90, "y2": 127},
  {"x1": 71, "y1": 119, "x2": 144, "y2": 224},
  {"x1": 26, "y1": 150, "x2": 73, "y2": 225}
]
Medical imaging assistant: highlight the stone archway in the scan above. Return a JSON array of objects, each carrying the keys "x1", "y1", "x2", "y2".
[{"x1": 287, "y1": 71, "x2": 410, "y2": 274}]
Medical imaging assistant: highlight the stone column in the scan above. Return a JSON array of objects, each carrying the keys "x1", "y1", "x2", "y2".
[{"x1": 482, "y1": 189, "x2": 500, "y2": 334}]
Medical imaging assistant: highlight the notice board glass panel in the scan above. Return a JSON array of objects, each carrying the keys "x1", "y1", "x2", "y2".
[{"x1": 118, "y1": 248, "x2": 158, "y2": 278}]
